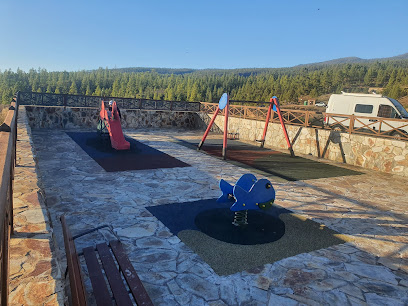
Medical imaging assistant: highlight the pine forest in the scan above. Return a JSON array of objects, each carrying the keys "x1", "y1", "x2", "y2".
[{"x1": 1, "y1": 60, "x2": 408, "y2": 106}]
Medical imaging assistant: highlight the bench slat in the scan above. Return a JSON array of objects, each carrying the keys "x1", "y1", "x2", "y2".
[
  {"x1": 96, "y1": 243, "x2": 133, "y2": 306},
  {"x1": 83, "y1": 247, "x2": 112, "y2": 306},
  {"x1": 110, "y1": 240, "x2": 153, "y2": 306},
  {"x1": 61, "y1": 215, "x2": 87, "y2": 306}
]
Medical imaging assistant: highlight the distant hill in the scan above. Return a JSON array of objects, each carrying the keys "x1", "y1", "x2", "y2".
[
  {"x1": 295, "y1": 53, "x2": 408, "y2": 68},
  {"x1": 108, "y1": 67, "x2": 196, "y2": 75},
  {"x1": 296, "y1": 57, "x2": 367, "y2": 67},
  {"x1": 103, "y1": 53, "x2": 408, "y2": 76}
]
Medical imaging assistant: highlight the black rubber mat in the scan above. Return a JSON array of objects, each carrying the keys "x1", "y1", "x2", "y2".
[
  {"x1": 67, "y1": 132, "x2": 190, "y2": 172},
  {"x1": 176, "y1": 138, "x2": 362, "y2": 181}
]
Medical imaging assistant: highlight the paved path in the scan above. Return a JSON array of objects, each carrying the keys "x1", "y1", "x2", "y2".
[{"x1": 11, "y1": 122, "x2": 408, "y2": 305}]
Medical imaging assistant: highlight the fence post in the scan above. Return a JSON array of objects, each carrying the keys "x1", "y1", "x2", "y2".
[
  {"x1": 349, "y1": 115, "x2": 354, "y2": 134},
  {"x1": 305, "y1": 111, "x2": 310, "y2": 127}
]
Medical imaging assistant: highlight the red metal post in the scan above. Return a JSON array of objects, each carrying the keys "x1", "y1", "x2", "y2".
[
  {"x1": 259, "y1": 99, "x2": 274, "y2": 148},
  {"x1": 198, "y1": 106, "x2": 220, "y2": 150},
  {"x1": 222, "y1": 96, "x2": 229, "y2": 159},
  {"x1": 273, "y1": 97, "x2": 295, "y2": 157}
]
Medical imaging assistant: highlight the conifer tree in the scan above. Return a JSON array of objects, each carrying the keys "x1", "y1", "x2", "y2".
[
  {"x1": 69, "y1": 81, "x2": 78, "y2": 94},
  {"x1": 85, "y1": 85, "x2": 93, "y2": 96},
  {"x1": 189, "y1": 82, "x2": 201, "y2": 102},
  {"x1": 165, "y1": 86, "x2": 175, "y2": 101},
  {"x1": 93, "y1": 85, "x2": 102, "y2": 96}
]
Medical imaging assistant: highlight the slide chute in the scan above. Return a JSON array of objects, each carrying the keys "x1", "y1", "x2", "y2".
[{"x1": 99, "y1": 100, "x2": 130, "y2": 150}]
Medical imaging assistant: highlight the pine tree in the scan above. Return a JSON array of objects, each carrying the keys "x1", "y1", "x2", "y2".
[
  {"x1": 364, "y1": 68, "x2": 375, "y2": 86},
  {"x1": 189, "y1": 82, "x2": 201, "y2": 102},
  {"x1": 93, "y1": 85, "x2": 102, "y2": 96},
  {"x1": 165, "y1": 86, "x2": 175, "y2": 101},
  {"x1": 205, "y1": 88, "x2": 213, "y2": 102},
  {"x1": 69, "y1": 81, "x2": 78, "y2": 94},
  {"x1": 111, "y1": 79, "x2": 120, "y2": 97},
  {"x1": 386, "y1": 84, "x2": 405, "y2": 99},
  {"x1": 85, "y1": 85, "x2": 93, "y2": 96}
]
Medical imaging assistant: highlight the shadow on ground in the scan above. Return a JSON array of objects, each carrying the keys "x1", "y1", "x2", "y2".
[{"x1": 175, "y1": 138, "x2": 362, "y2": 181}]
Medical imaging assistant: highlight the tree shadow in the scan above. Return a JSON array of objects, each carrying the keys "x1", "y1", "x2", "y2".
[
  {"x1": 320, "y1": 130, "x2": 347, "y2": 163},
  {"x1": 291, "y1": 126, "x2": 303, "y2": 147}
]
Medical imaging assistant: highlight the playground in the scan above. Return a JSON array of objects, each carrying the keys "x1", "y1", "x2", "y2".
[{"x1": 8, "y1": 98, "x2": 408, "y2": 305}]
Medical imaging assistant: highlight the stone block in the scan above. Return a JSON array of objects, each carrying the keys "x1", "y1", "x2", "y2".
[
  {"x1": 392, "y1": 166, "x2": 404, "y2": 173},
  {"x1": 391, "y1": 140, "x2": 406, "y2": 148},
  {"x1": 365, "y1": 293, "x2": 406, "y2": 306},
  {"x1": 393, "y1": 147, "x2": 403, "y2": 156}
]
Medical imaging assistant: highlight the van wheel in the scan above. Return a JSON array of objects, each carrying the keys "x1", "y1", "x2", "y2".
[{"x1": 390, "y1": 130, "x2": 408, "y2": 140}]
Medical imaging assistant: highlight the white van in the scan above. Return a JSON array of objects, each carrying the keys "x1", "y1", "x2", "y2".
[{"x1": 325, "y1": 92, "x2": 408, "y2": 137}]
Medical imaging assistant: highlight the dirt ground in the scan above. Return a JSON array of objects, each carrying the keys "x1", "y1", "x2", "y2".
[
  {"x1": 0, "y1": 104, "x2": 9, "y2": 123},
  {"x1": 398, "y1": 95, "x2": 408, "y2": 108}
]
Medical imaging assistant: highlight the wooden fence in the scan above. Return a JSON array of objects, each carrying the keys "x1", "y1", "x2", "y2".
[
  {"x1": 200, "y1": 102, "x2": 408, "y2": 140},
  {"x1": 0, "y1": 94, "x2": 18, "y2": 305}
]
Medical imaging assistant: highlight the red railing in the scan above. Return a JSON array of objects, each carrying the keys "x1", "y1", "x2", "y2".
[
  {"x1": 0, "y1": 93, "x2": 18, "y2": 305},
  {"x1": 200, "y1": 102, "x2": 408, "y2": 140}
]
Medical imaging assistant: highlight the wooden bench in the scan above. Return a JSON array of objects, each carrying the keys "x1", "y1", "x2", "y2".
[{"x1": 60, "y1": 215, "x2": 153, "y2": 306}]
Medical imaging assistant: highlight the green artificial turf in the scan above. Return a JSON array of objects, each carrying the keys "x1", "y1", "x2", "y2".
[{"x1": 179, "y1": 213, "x2": 352, "y2": 275}]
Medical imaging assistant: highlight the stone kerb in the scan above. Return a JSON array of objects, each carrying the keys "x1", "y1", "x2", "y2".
[
  {"x1": 24, "y1": 106, "x2": 199, "y2": 129},
  {"x1": 198, "y1": 113, "x2": 408, "y2": 178}
]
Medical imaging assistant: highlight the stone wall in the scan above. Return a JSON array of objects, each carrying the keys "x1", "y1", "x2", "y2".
[
  {"x1": 24, "y1": 106, "x2": 199, "y2": 129},
  {"x1": 198, "y1": 113, "x2": 408, "y2": 178}
]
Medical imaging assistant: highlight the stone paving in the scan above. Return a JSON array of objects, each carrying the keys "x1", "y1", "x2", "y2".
[{"x1": 10, "y1": 115, "x2": 408, "y2": 305}]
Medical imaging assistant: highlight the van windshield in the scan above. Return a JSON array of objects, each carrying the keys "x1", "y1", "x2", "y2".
[{"x1": 389, "y1": 98, "x2": 408, "y2": 118}]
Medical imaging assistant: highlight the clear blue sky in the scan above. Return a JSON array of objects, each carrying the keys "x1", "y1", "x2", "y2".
[{"x1": 1, "y1": 0, "x2": 407, "y2": 72}]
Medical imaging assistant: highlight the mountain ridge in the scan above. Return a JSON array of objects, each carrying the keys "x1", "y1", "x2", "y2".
[
  {"x1": 294, "y1": 53, "x2": 408, "y2": 67},
  {"x1": 107, "y1": 53, "x2": 408, "y2": 75}
]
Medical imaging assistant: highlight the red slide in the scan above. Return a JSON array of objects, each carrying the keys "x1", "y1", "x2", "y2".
[{"x1": 99, "y1": 100, "x2": 130, "y2": 150}]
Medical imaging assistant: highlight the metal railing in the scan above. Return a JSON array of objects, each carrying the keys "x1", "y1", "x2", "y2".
[
  {"x1": 18, "y1": 92, "x2": 201, "y2": 112},
  {"x1": 200, "y1": 102, "x2": 408, "y2": 140},
  {"x1": 0, "y1": 93, "x2": 18, "y2": 305}
]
